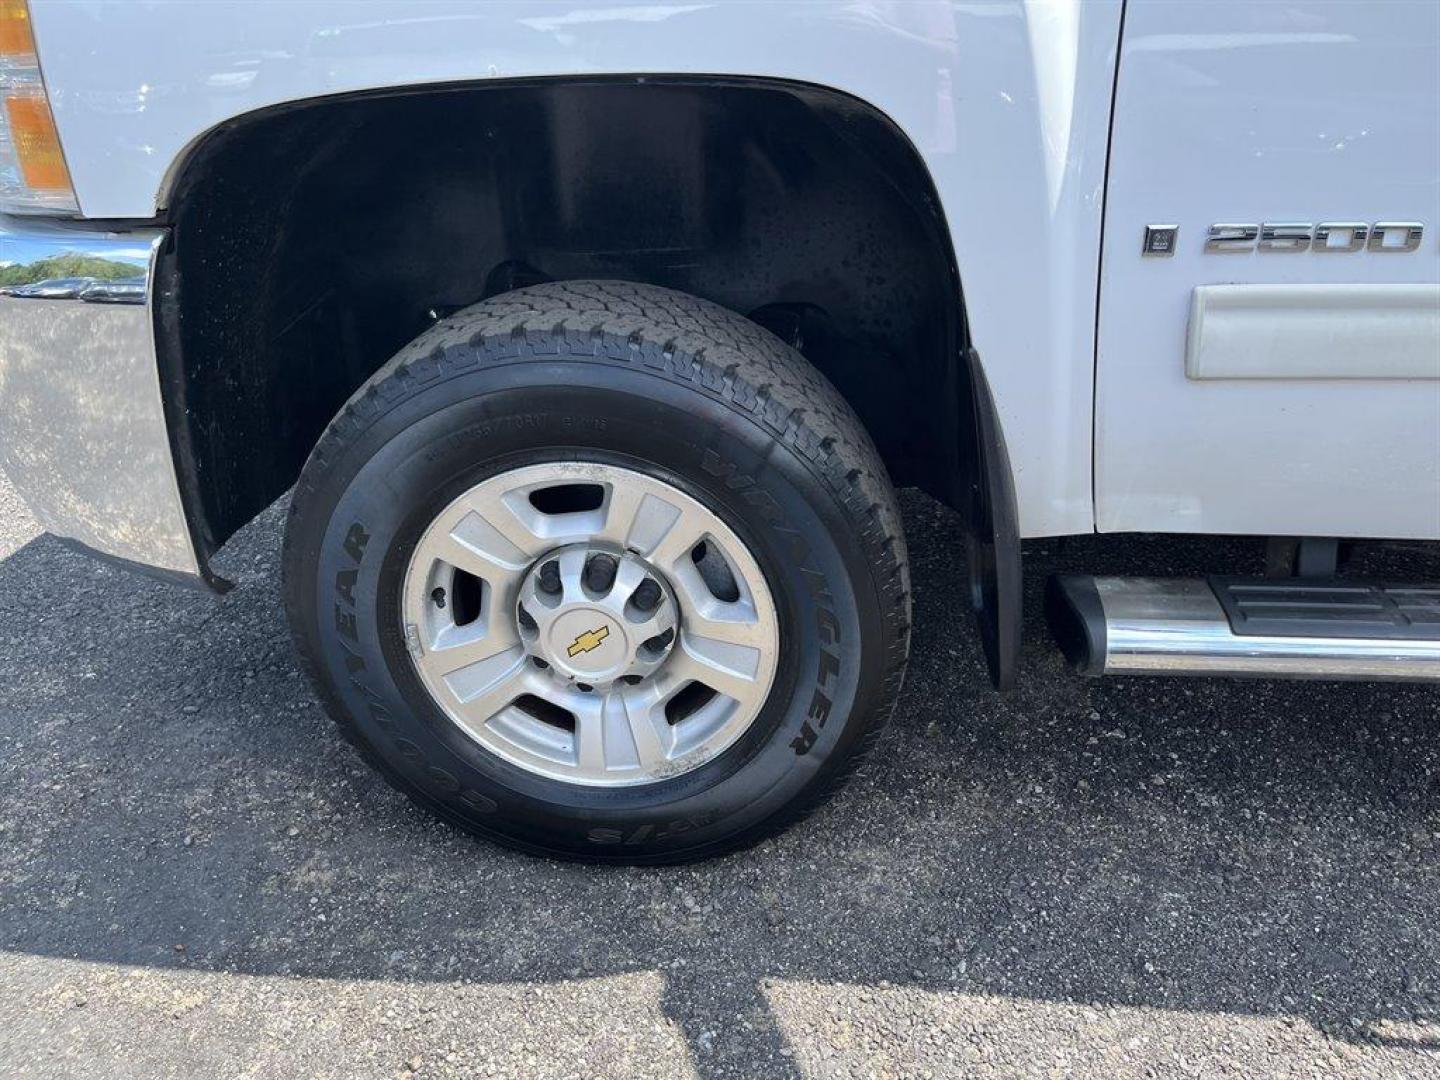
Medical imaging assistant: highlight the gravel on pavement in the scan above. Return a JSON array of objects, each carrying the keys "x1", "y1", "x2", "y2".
[{"x1": 2, "y1": 471, "x2": 1438, "y2": 1079}]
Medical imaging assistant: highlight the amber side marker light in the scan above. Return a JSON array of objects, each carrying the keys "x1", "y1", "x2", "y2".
[
  {"x1": 0, "y1": 0, "x2": 78, "y2": 211},
  {"x1": 6, "y1": 94, "x2": 69, "y2": 191},
  {"x1": 0, "y1": 0, "x2": 32, "y2": 56}
]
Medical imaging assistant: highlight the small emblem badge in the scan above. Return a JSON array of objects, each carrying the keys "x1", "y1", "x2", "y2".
[
  {"x1": 1142, "y1": 224, "x2": 1179, "y2": 257},
  {"x1": 567, "y1": 625, "x2": 610, "y2": 657}
]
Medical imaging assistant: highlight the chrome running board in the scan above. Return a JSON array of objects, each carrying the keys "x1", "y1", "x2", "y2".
[{"x1": 1047, "y1": 576, "x2": 1440, "y2": 683}]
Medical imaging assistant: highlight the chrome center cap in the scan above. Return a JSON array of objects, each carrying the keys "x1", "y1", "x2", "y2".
[
  {"x1": 548, "y1": 608, "x2": 627, "y2": 678},
  {"x1": 516, "y1": 544, "x2": 678, "y2": 689}
]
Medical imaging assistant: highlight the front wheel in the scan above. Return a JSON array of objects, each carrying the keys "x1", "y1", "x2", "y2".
[{"x1": 283, "y1": 281, "x2": 910, "y2": 863}]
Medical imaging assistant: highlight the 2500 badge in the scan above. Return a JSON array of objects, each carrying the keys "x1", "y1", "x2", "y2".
[
  {"x1": 1142, "y1": 221, "x2": 1428, "y2": 256},
  {"x1": 1205, "y1": 221, "x2": 1424, "y2": 253}
]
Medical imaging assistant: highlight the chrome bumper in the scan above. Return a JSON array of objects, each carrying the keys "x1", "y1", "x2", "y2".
[{"x1": 0, "y1": 214, "x2": 202, "y2": 579}]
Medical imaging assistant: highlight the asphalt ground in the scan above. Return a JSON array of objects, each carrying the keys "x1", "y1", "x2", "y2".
[{"x1": 2, "y1": 469, "x2": 1438, "y2": 1079}]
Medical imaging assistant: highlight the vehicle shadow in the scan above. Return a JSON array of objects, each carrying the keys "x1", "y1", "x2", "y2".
[{"x1": 1, "y1": 491, "x2": 1438, "y2": 1074}]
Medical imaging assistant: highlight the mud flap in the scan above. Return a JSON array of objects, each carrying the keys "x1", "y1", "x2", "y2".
[{"x1": 958, "y1": 348, "x2": 1021, "y2": 690}]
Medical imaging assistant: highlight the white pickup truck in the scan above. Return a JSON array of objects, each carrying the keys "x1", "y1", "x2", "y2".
[{"x1": 2, "y1": 1, "x2": 1437, "y2": 862}]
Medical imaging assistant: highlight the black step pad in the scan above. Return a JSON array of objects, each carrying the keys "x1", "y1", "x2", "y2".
[{"x1": 1208, "y1": 578, "x2": 1440, "y2": 641}]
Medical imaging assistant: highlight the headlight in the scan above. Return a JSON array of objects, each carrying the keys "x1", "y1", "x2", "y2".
[{"x1": 0, "y1": 0, "x2": 77, "y2": 214}]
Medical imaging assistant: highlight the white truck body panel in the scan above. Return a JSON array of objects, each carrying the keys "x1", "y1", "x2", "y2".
[
  {"x1": 31, "y1": 0, "x2": 1123, "y2": 539},
  {"x1": 19, "y1": 0, "x2": 1440, "y2": 544},
  {"x1": 1097, "y1": 0, "x2": 1440, "y2": 540}
]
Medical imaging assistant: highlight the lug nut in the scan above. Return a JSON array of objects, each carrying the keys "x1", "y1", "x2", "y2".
[
  {"x1": 631, "y1": 578, "x2": 662, "y2": 612},
  {"x1": 517, "y1": 604, "x2": 539, "y2": 638},
  {"x1": 537, "y1": 560, "x2": 562, "y2": 595},
  {"x1": 584, "y1": 553, "x2": 618, "y2": 593},
  {"x1": 641, "y1": 627, "x2": 675, "y2": 654}
]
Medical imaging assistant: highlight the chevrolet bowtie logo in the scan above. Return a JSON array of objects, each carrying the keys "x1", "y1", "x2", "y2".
[{"x1": 567, "y1": 625, "x2": 610, "y2": 658}]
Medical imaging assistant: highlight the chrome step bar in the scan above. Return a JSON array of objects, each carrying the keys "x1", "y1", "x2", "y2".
[{"x1": 1047, "y1": 577, "x2": 1440, "y2": 682}]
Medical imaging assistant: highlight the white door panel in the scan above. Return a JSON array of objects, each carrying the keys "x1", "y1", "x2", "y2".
[{"x1": 1097, "y1": 0, "x2": 1440, "y2": 540}]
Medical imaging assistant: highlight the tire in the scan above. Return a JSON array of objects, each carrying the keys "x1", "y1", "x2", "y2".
[{"x1": 283, "y1": 281, "x2": 910, "y2": 863}]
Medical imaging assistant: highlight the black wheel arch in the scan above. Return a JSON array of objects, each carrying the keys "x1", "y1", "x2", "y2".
[{"x1": 153, "y1": 75, "x2": 1021, "y2": 686}]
